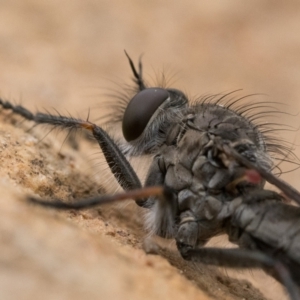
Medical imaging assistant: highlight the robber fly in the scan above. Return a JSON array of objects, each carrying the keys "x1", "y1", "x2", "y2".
[{"x1": 1, "y1": 52, "x2": 300, "y2": 300}]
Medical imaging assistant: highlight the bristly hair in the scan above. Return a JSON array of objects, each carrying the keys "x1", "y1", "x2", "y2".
[
  {"x1": 191, "y1": 92, "x2": 300, "y2": 176},
  {"x1": 95, "y1": 56, "x2": 300, "y2": 176}
]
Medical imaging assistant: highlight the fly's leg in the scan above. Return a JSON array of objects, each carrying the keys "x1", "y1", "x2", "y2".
[
  {"x1": 184, "y1": 247, "x2": 300, "y2": 300},
  {"x1": 0, "y1": 98, "x2": 35, "y2": 120},
  {"x1": 28, "y1": 186, "x2": 165, "y2": 209},
  {"x1": 0, "y1": 98, "x2": 150, "y2": 206},
  {"x1": 36, "y1": 114, "x2": 147, "y2": 206},
  {"x1": 0, "y1": 54, "x2": 147, "y2": 201}
]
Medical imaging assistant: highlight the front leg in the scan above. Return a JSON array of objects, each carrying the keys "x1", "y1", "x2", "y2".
[
  {"x1": 34, "y1": 114, "x2": 143, "y2": 193},
  {"x1": 0, "y1": 99, "x2": 145, "y2": 206}
]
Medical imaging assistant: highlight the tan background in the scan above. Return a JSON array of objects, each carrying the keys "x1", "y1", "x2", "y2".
[{"x1": 1, "y1": 1, "x2": 300, "y2": 300}]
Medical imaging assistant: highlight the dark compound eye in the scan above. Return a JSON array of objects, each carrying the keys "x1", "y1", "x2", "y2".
[{"x1": 122, "y1": 88, "x2": 170, "y2": 141}]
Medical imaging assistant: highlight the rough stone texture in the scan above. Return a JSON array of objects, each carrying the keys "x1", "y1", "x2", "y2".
[{"x1": 1, "y1": 1, "x2": 300, "y2": 300}]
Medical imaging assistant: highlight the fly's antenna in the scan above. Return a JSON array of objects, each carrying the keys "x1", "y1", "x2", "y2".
[{"x1": 124, "y1": 50, "x2": 146, "y2": 91}]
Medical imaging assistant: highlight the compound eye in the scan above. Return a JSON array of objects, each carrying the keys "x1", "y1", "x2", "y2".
[{"x1": 122, "y1": 88, "x2": 169, "y2": 141}]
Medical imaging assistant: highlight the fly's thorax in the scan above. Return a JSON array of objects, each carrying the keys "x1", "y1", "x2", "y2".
[
  {"x1": 190, "y1": 103, "x2": 265, "y2": 150},
  {"x1": 143, "y1": 102, "x2": 273, "y2": 240}
]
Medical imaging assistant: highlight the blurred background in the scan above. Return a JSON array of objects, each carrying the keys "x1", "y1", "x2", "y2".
[{"x1": 1, "y1": 1, "x2": 300, "y2": 299}]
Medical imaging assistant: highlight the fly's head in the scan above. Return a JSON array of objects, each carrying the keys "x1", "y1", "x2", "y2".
[{"x1": 122, "y1": 87, "x2": 188, "y2": 154}]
